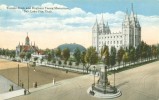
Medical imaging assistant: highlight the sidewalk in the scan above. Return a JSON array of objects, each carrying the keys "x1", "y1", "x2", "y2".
[{"x1": 0, "y1": 75, "x2": 22, "y2": 94}]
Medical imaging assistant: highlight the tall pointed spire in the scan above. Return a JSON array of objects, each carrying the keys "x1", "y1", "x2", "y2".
[
  {"x1": 100, "y1": 13, "x2": 104, "y2": 24},
  {"x1": 96, "y1": 16, "x2": 98, "y2": 23},
  {"x1": 130, "y1": 3, "x2": 134, "y2": 17},
  {"x1": 25, "y1": 32, "x2": 30, "y2": 45},
  {"x1": 131, "y1": 3, "x2": 134, "y2": 13},
  {"x1": 93, "y1": 16, "x2": 98, "y2": 29},
  {"x1": 106, "y1": 21, "x2": 109, "y2": 27},
  {"x1": 124, "y1": 8, "x2": 129, "y2": 21},
  {"x1": 95, "y1": 16, "x2": 98, "y2": 25},
  {"x1": 130, "y1": 3, "x2": 135, "y2": 22},
  {"x1": 126, "y1": 8, "x2": 128, "y2": 15}
]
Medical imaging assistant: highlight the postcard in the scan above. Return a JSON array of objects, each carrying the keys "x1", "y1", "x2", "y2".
[{"x1": 0, "y1": 0, "x2": 159, "y2": 100}]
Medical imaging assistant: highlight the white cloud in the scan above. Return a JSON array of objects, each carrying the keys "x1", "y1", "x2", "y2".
[
  {"x1": 0, "y1": 3, "x2": 159, "y2": 37},
  {"x1": 0, "y1": 4, "x2": 7, "y2": 10},
  {"x1": 41, "y1": 2, "x2": 67, "y2": 8}
]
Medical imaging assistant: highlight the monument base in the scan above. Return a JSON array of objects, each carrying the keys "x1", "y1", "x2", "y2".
[
  {"x1": 87, "y1": 86, "x2": 121, "y2": 99},
  {"x1": 92, "y1": 84, "x2": 117, "y2": 94}
]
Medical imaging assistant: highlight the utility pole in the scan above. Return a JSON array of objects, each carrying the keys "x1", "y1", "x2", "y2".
[
  {"x1": 18, "y1": 64, "x2": 19, "y2": 86},
  {"x1": 27, "y1": 63, "x2": 30, "y2": 94}
]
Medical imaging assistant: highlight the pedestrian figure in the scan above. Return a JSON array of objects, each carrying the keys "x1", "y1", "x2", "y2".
[
  {"x1": 22, "y1": 82, "x2": 24, "y2": 88},
  {"x1": 35, "y1": 82, "x2": 37, "y2": 88},
  {"x1": 24, "y1": 89, "x2": 26, "y2": 95},
  {"x1": 66, "y1": 70, "x2": 68, "y2": 73}
]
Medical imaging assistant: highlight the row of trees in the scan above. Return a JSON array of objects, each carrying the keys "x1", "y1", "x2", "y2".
[
  {"x1": 1, "y1": 41, "x2": 159, "y2": 73},
  {"x1": 36, "y1": 47, "x2": 98, "y2": 73},
  {"x1": 101, "y1": 41, "x2": 159, "y2": 68},
  {"x1": 0, "y1": 48, "x2": 16, "y2": 58}
]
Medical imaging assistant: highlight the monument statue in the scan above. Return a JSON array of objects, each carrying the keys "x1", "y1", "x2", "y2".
[{"x1": 92, "y1": 64, "x2": 116, "y2": 94}]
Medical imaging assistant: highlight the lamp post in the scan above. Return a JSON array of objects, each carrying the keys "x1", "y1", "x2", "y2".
[
  {"x1": 105, "y1": 65, "x2": 107, "y2": 93},
  {"x1": 114, "y1": 68, "x2": 116, "y2": 88},
  {"x1": 27, "y1": 63, "x2": 30, "y2": 94},
  {"x1": 33, "y1": 61, "x2": 36, "y2": 72},
  {"x1": 18, "y1": 64, "x2": 19, "y2": 86},
  {"x1": 93, "y1": 66, "x2": 96, "y2": 85}
]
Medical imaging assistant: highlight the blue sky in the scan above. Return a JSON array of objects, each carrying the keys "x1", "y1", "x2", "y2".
[
  {"x1": 1, "y1": 0, "x2": 159, "y2": 15},
  {"x1": 0, "y1": 0, "x2": 159, "y2": 49}
]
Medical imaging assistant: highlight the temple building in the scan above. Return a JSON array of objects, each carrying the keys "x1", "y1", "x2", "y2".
[
  {"x1": 92, "y1": 4, "x2": 141, "y2": 53},
  {"x1": 15, "y1": 33, "x2": 39, "y2": 58}
]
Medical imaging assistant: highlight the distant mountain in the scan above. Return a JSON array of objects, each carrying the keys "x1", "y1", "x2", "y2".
[{"x1": 57, "y1": 43, "x2": 86, "y2": 52}]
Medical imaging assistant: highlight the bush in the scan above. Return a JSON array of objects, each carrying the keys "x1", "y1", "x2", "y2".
[{"x1": 58, "y1": 60, "x2": 62, "y2": 65}]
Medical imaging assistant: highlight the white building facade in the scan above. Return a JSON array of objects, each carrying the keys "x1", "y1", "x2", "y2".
[{"x1": 92, "y1": 4, "x2": 141, "y2": 53}]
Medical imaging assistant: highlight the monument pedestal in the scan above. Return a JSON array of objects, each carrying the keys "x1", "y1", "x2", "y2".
[{"x1": 88, "y1": 64, "x2": 121, "y2": 98}]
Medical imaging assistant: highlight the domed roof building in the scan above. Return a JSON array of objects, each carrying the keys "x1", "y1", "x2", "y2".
[{"x1": 57, "y1": 43, "x2": 86, "y2": 52}]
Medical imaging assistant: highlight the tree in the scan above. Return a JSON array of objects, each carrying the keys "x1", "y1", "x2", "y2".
[
  {"x1": 58, "y1": 60, "x2": 62, "y2": 66},
  {"x1": 152, "y1": 45, "x2": 157, "y2": 59},
  {"x1": 147, "y1": 45, "x2": 152, "y2": 61},
  {"x1": 52, "y1": 59, "x2": 56, "y2": 65},
  {"x1": 81, "y1": 51, "x2": 86, "y2": 73},
  {"x1": 40, "y1": 57, "x2": 44, "y2": 64},
  {"x1": 101, "y1": 45, "x2": 110, "y2": 66},
  {"x1": 136, "y1": 44, "x2": 141, "y2": 62},
  {"x1": 9, "y1": 50, "x2": 16, "y2": 59},
  {"x1": 157, "y1": 44, "x2": 159, "y2": 59},
  {"x1": 73, "y1": 48, "x2": 81, "y2": 65},
  {"x1": 129, "y1": 46, "x2": 136, "y2": 64},
  {"x1": 26, "y1": 52, "x2": 31, "y2": 61},
  {"x1": 140, "y1": 41, "x2": 147, "y2": 61},
  {"x1": 68, "y1": 61, "x2": 72, "y2": 68},
  {"x1": 34, "y1": 57, "x2": 38, "y2": 64},
  {"x1": 117, "y1": 47, "x2": 125, "y2": 67},
  {"x1": 122, "y1": 52, "x2": 129, "y2": 67},
  {"x1": 55, "y1": 48, "x2": 61, "y2": 59},
  {"x1": 5, "y1": 49, "x2": 10, "y2": 57},
  {"x1": 0, "y1": 48, "x2": 2, "y2": 55},
  {"x1": 110, "y1": 46, "x2": 116, "y2": 67},
  {"x1": 85, "y1": 46, "x2": 98, "y2": 73},
  {"x1": 47, "y1": 52, "x2": 52, "y2": 64},
  {"x1": 19, "y1": 52, "x2": 26, "y2": 61},
  {"x1": 61, "y1": 48, "x2": 70, "y2": 63}
]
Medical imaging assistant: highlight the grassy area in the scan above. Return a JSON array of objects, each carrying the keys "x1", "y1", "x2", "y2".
[{"x1": 0, "y1": 59, "x2": 82, "y2": 89}]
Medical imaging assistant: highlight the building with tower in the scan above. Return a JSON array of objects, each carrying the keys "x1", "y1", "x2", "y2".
[
  {"x1": 92, "y1": 4, "x2": 141, "y2": 53},
  {"x1": 15, "y1": 33, "x2": 39, "y2": 58}
]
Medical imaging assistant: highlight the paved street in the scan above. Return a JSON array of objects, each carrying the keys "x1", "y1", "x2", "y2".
[{"x1": 9, "y1": 60, "x2": 159, "y2": 100}]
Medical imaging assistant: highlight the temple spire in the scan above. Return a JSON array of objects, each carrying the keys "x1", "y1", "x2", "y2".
[
  {"x1": 130, "y1": 3, "x2": 134, "y2": 18},
  {"x1": 93, "y1": 16, "x2": 98, "y2": 29},
  {"x1": 126, "y1": 8, "x2": 128, "y2": 15},
  {"x1": 96, "y1": 16, "x2": 97, "y2": 22},
  {"x1": 106, "y1": 21, "x2": 109, "y2": 27},
  {"x1": 124, "y1": 8, "x2": 129, "y2": 21},
  {"x1": 130, "y1": 3, "x2": 135, "y2": 22},
  {"x1": 95, "y1": 16, "x2": 98, "y2": 25},
  {"x1": 131, "y1": 3, "x2": 134, "y2": 13},
  {"x1": 99, "y1": 13, "x2": 105, "y2": 25},
  {"x1": 101, "y1": 14, "x2": 104, "y2": 24}
]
